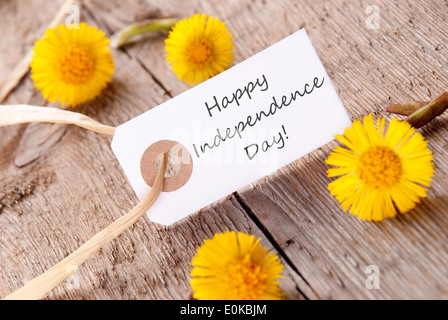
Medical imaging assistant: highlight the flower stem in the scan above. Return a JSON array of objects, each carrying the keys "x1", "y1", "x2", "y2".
[
  {"x1": 386, "y1": 91, "x2": 448, "y2": 128},
  {"x1": 386, "y1": 101, "x2": 429, "y2": 116},
  {"x1": 110, "y1": 17, "x2": 177, "y2": 49}
]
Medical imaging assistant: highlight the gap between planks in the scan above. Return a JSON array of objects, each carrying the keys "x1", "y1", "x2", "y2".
[{"x1": 232, "y1": 191, "x2": 319, "y2": 300}]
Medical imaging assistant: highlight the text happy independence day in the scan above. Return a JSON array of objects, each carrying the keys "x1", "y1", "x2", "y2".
[{"x1": 192, "y1": 74, "x2": 325, "y2": 161}]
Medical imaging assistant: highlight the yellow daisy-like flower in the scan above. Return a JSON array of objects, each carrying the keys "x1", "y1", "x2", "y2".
[
  {"x1": 165, "y1": 13, "x2": 234, "y2": 84},
  {"x1": 326, "y1": 114, "x2": 434, "y2": 221},
  {"x1": 190, "y1": 231, "x2": 284, "y2": 300},
  {"x1": 31, "y1": 22, "x2": 114, "y2": 107}
]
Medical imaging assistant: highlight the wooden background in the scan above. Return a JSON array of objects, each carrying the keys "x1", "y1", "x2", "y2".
[{"x1": 1, "y1": 0, "x2": 447, "y2": 300}]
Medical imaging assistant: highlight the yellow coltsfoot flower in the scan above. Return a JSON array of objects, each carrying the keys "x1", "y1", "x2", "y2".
[
  {"x1": 165, "y1": 13, "x2": 234, "y2": 85},
  {"x1": 326, "y1": 114, "x2": 434, "y2": 221},
  {"x1": 31, "y1": 22, "x2": 114, "y2": 107},
  {"x1": 190, "y1": 231, "x2": 284, "y2": 300}
]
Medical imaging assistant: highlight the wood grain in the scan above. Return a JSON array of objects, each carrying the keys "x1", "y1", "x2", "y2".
[
  {"x1": 4, "y1": 152, "x2": 167, "y2": 300},
  {"x1": 1, "y1": 0, "x2": 447, "y2": 300}
]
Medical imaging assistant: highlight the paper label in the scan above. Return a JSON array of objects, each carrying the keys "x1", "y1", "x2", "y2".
[{"x1": 111, "y1": 29, "x2": 351, "y2": 225}]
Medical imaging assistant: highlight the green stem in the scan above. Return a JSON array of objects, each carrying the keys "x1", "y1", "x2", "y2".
[
  {"x1": 406, "y1": 92, "x2": 448, "y2": 128},
  {"x1": 386, "y1": 101, "x2": 429, "y2": 116},
  {"x1": 110, "y1": 18, "x2": 178, "y2": 49}
]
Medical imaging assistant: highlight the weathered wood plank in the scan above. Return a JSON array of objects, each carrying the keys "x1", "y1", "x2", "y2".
[
  {"x1": 0, "y1": 0, "x2": 306, "y2": 300},
  {"x1": 231, "y1": 0, "x2": 448, "y2": 299},
  {"x1": 95, "y1": 0, "x2": 448, "y2": 299},
  {"x1": 1, "y1": 0, "x2": 447, "y2": 300}
]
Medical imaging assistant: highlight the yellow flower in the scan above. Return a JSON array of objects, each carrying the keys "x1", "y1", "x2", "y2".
[
  {"x1": 326, "y1": 114, "x2": 434, "y2": 221},
  {"x1": 31, "y1": 22, "x2": 114, "y2": 107},
  {"x1": 190, "y1": 231, "x2": 284, "y2": 300},
  {"x1": 165, "y1": 13, "x2": 234, "y2": 85}
]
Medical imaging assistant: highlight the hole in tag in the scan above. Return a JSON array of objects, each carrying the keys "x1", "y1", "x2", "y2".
[
  {"x1": 140, "y1": 140, "x2": 193, "y2": 192},
  {"x1": 154, "y1": 152, "x2": 181, "y2": 178}
]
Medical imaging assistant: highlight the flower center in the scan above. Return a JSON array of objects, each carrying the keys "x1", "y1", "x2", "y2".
[
  {"x1": 188, "y1": 38, "x2": 212, "y2": 65},
  {"x1": 357, "y1": 146, "x2": 402, "y2": 189},
  {"x1": 57, "y1": 44, "x2": 95, "y2": 85},
  {"x1": 225, "y1": 254, "x2": 267, "y2": 300}
]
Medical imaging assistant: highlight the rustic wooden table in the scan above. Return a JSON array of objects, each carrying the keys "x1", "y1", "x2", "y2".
[{"x1": 1, "y1": 0, "x2": 447, "y2": 300}]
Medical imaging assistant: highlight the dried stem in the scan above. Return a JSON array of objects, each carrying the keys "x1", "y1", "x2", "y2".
[
  {"x1": 0, "y1": 104, "x2": 116, "y2": 135},
  {"x1": 0, "y1": 0, "x2": 75, "y2": 103}
]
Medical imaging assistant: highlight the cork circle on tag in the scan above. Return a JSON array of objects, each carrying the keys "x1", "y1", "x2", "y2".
[{"x1": 140, "y1": 140, "x2": 193, "y2": 192}]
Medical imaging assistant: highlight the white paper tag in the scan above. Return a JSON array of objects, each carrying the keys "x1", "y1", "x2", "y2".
[{"x1": 111, "y1": 29, "x2": 351, "y2": 226}]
